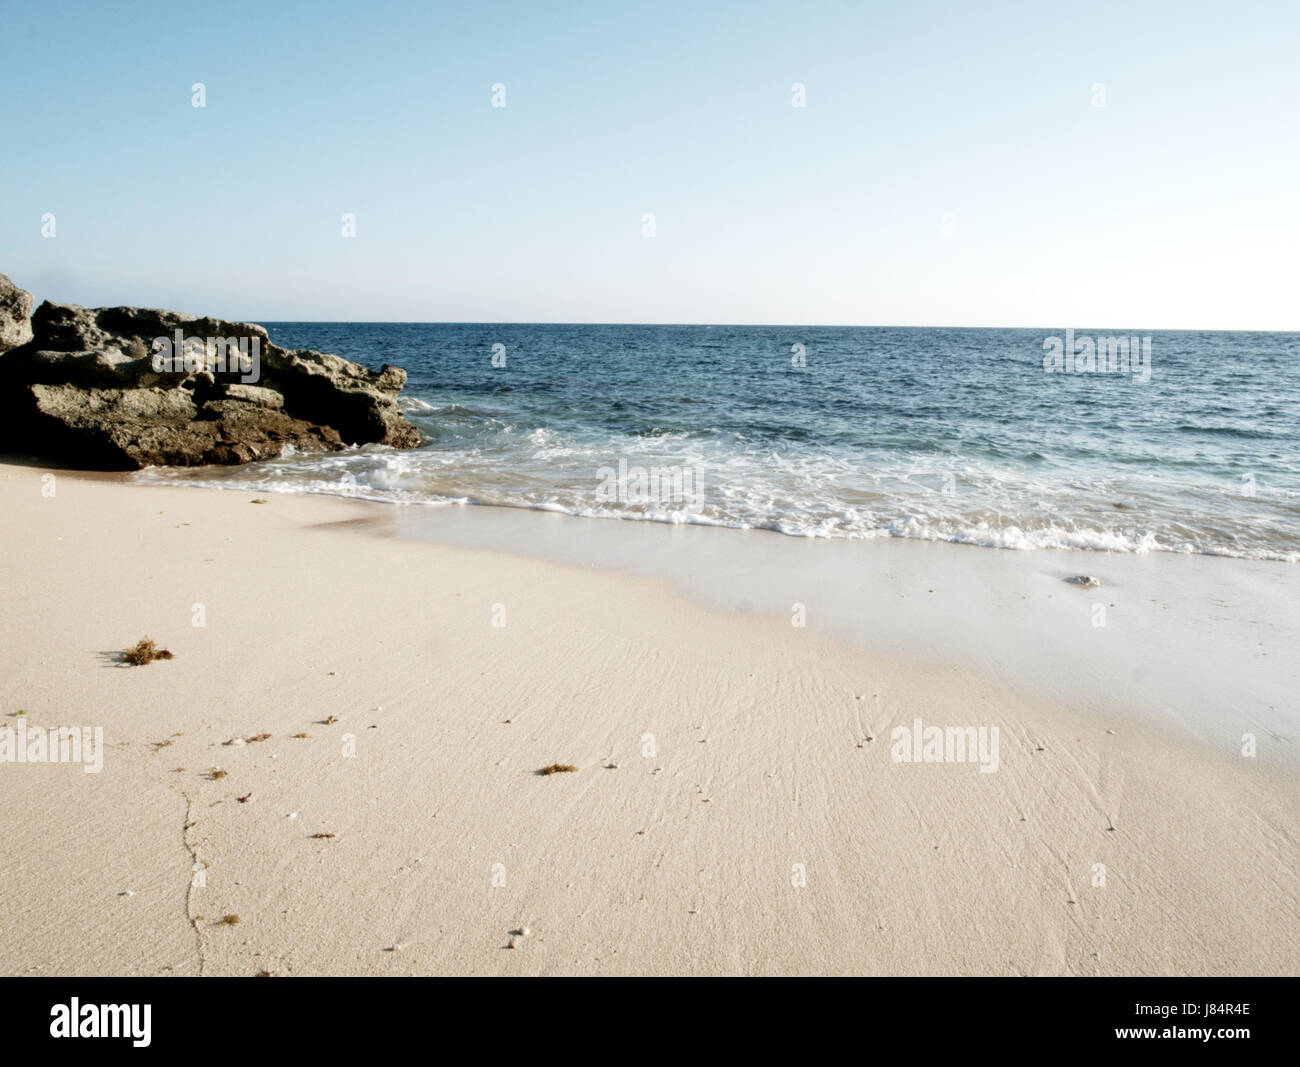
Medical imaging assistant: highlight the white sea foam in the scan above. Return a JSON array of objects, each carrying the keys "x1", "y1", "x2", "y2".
[{"x1": 129, "y1": 437, "x2": 1299, "y2": 562}]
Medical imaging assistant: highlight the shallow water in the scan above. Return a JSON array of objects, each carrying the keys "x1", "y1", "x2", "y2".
[{"x1": 133, "y1": 323, "x2": 1300, "y2": 561}]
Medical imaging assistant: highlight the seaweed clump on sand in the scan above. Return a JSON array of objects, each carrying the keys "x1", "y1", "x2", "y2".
[
  {"x1": 537, "y1": 763, "x2": 578, "y2": 775},
  {"x1": 123, "y1": 637, "x2": 173, "y2": 666}
]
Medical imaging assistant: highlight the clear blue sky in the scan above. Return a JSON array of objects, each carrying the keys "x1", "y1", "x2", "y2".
[{"x1": 2, "y1": 0, "x2": 1297, "y2": 327}]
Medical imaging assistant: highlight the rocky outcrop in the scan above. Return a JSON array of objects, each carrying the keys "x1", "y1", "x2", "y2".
[
  {"x1": 0, "y1": 273, "x2": 34, "y2": 351},
  {"x1": 0, "y1": 290, "x2": 421, "y2": 469}
]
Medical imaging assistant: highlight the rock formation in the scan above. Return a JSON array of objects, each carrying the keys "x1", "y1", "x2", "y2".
[
  {"x1": 0, "y1": 277, "x2": 421, "y2": 469},
  {"x1": 0, "y1": 273, "x2": 34, "y2": 352}
]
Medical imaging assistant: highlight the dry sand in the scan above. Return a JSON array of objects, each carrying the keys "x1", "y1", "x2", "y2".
[{"x1": 0, "y1": 459, "x2": 1296, "y2": 975}]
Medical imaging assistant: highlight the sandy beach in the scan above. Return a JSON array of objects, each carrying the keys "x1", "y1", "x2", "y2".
[{"x1": 0, "y1": 458, "x2": 1295, "y2": 977}]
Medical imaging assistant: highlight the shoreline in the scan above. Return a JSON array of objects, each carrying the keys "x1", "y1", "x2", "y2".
[
  {"x1": 128, "y1": 467, "x2": 1300, "y2": 771},
  {"x1": 1, "y1": 459, "x2": 1296, "y2": 975}
]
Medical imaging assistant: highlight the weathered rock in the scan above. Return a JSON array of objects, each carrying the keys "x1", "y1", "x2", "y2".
[
  {"x1": 0, "y1": 288, "x2": 421, "y2": 469},
  {"x1": 0, "y1": 273, "x2": 34, "y2": 352}
]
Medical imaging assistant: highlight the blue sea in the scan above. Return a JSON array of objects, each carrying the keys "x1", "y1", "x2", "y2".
[{"x1": 133, "y1": 324, "x2": 1300, "y2": 561}]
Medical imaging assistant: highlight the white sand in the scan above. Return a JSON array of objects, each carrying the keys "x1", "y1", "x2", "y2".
[
  {"x1": 0, "y1": 460, "x2": 1296, "y2": 975},
  {"x1": 383, "y1": 500, "x2": 1300, "y2": 766}
]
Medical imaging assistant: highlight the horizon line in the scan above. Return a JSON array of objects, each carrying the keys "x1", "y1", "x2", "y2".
[{"x1": 250, "y1": 319, "x2": 1300, "y2": 334}]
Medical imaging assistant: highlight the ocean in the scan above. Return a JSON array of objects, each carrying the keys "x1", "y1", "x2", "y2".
[{"x1": 132, "y1": 324, "x2": 1300, "y2": 562}]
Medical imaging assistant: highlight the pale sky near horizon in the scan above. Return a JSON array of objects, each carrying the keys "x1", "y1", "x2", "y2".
[{"x1": 2, "y1": 0, "x2": 1297, "y2": 329}]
